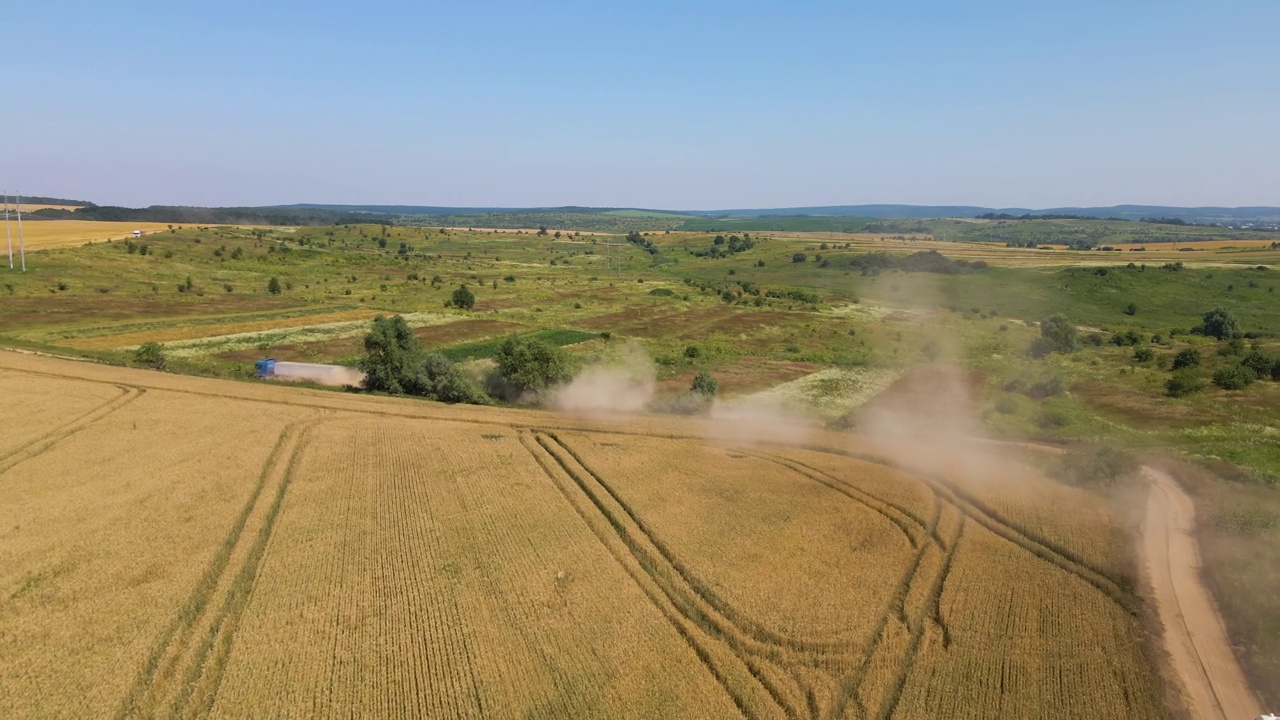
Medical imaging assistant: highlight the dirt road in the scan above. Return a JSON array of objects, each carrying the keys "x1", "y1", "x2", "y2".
[{"x1": 1142, "y1": 466, "x2": 1262, "y2": 720}]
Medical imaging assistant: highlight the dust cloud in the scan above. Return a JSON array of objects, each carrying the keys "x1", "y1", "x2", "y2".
[
  {"x1": 703, "y1": 395, "x2": 819, "y2": 445},
  {"x1": 270, "y1": 362, "x2": 366, "y2": 388},
  {"x1": 841, "y1": 271, "x2": 1012, "y2": 483},
  {"x1": 552, "y1": 342, "x2": 656, "y2": 416}
]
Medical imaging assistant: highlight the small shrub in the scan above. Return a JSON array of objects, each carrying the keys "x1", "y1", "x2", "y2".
[
  {"x1": 1035, "y1": 408, "x2": 1070, "y2": 429},
  {"x1": 267, "y1": 276, "x2": 282, "y2": 294},
  {"x1": 1217, "y1": 337, "x2": 1245, "y2": 356},
  {"x1": 1002, "y1": 378, "x2": 1026, "y2": 393},
  {"x1": 690, "y1": 371, "x2": 719, "y2": 397},
  {"x1": 1133, "y1": 347, "x2": 1154, "y2": 363},
  {"x1": 133, "y1": 342, "x2": 167, "y2": 370},
  {"x1": 1170, "y1": 348, "x2": 1200, "y2": 370},
  {"x1": 1166, "y1": 369, "x2": 1206, "y2": 397},
  {"x1": 1110, "y1": 329, "x2": 1143, "y2": 346},
  {"x1": 1053, "y1": 446, "x2": 1139, "y2": 488},
  {"x1": 1026, "y1": 376, "x2": 1065, "y2": 400}
]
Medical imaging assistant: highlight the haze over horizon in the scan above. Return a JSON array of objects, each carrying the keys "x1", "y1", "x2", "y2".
[{"x1": 8, "y1": 1, "x2": 1278, "y2": 209}]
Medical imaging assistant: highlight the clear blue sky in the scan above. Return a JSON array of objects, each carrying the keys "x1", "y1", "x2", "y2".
[{"x1": 7, "y1": 0, "x2": 1279, "y2": 209}]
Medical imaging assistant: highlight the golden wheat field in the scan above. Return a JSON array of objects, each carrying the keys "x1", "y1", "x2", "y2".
[
  {"x1": 0, "y1": 350, "x2": 1165, "y2": 719},
  {"x1": 3, "y1": 204, "x2": 85, "y2": 213},
  {"x1": 0, "y1": 221, "x2": 240, "y2": 251}
]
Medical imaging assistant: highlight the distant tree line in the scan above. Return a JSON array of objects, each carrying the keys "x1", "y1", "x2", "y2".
[
  {"x1": 11, "y1": 196, "x2": 96, "y2": 206},
  {"x1": 977, "y1": 213, "x2": 1129, "y2": 221},
  {"x1": 625, "y1": 231, "x2": 659, "y2": 255},
  {"x1": 692, "y1": 233, "x2": 755, "y2": 258},
  {"x1": 848, "y1": 250, "x2": 987, "y2": 275},
  {"x1": 29, "y1": 205, "x2": 392, "y2": 227}
]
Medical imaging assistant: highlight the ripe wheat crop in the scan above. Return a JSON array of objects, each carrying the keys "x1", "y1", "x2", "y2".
[{"x1": 0, "y1": 351, "x2": 1167, "y2": 719}]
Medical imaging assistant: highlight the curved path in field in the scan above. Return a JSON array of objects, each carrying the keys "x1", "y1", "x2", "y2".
[
  {"x1": 987, "y1": 437, "x2": 1262, "y2": 718},
  {"x1": 1141, "y1": 466, "x2": 1262, "y2": 720}
]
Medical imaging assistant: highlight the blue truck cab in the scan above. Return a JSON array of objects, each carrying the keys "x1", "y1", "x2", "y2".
[{"x1": 255, "y1": 358, "x2": 277, "y2": 379}]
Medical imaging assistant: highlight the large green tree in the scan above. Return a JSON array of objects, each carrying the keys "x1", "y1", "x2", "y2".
[
  {"x1": 451, "y1": 284, "x2": 476, "y2": 309},
  {"x1": 358, "y1": 315, "x2": 426, "y2": 395},
  {"x1": 1029, "y1": 313, "x2": 1080, "y2": 358},
  {"x1": 1196, "y1": 307, "x2": 1241, "y2": 340},
  {"x1": 494, "y1": 335, "x2": 573, "y2": 397},
  {"x1": 421, "y1": 353, "x2": 488, "y2": 404}
]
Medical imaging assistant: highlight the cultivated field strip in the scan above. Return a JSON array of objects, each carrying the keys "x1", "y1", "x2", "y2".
[
  {"x1": 0, "y1": 352, "x2": 1170, "y2": 719},
  {"x1": 206, "y1": 418, "x2": 740, "y2": 719},
  {"x1": 117, "y1": 418, "x2": 317, "y2": 719},
  {"x1": 0, "y1": 370, "x2": 128, "y2": 455},
  {"x1": 781, "y1": 445, "x2": 1163, "y2": 719},
  {"x1": 791, "y1": 444, "x2": 1137, "y2": 613},
  {"x1": 890, "y1": 522, "x2": 1166, "y2": 719},
  {"x1": 531, "y1": 431, "x2": 978, "y2": 720},
  {"x1": 0, "y1": 388, "x2": 311, "y2": 718},
  {"x1": 758, "y1": 452, "x2": 965, "y2": 720},
  {"x1": 0, "y1": 385, "x2": 143, "y2": 475},
  {"x1": 522, "y1": 431, "x2": 784, "y2": 719}
]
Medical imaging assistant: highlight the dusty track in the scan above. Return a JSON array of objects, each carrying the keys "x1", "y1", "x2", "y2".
[{"x1": 1141, "y1": 467, "x2": 1261, "y2": 720}]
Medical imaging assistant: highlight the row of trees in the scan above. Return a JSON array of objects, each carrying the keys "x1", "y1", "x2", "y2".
[
  {"x1": 358, "y1": 316, "x2": 491, "y2": 403},
  {"x1": 358, "y1": 315, "x2": 720, "y2": 407}
]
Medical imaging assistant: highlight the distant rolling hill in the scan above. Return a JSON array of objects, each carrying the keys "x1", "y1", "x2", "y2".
[{"x1": 270, "y1": 202, "x2": 1280, "y2": 225}]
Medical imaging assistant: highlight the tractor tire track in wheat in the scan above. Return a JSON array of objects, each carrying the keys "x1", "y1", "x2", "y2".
[
  {"x1": 0, "y1": 385, "x2": 144, "y2": 475},
  {"x1": 116, "y1": 418, "x2": 317, "y2": 720}
]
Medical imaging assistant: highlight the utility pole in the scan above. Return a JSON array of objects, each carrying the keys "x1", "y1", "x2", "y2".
[
  {"x1": 603, "y1": 242, "x2": 624, "y2": 275},
  {"x1": 16, "y1": 193, "x2": 25, "y2": 271},
  {"x1": 4, "y1": 192, "x2": 11, "y2": 269}
]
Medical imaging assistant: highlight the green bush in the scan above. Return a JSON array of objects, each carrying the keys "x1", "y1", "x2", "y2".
[
  {"x1": 1171, "y1": 348, "x2": 1200, "y2": 370},
  {"x1": 1133, "y1": 347, "x2": 1154, "y2": 363},
  {"x1": 1025, "y1": 376, "x2": 1065, "y2": 400},
  {"x1": 421, "y1": 353, "x2": 488, "y2": 404},
  {"x1": 1110, "y1": 329, "x2": 1143, "y2": 346},
  {"x1": 994, "y1": 396, "x2": 1018, "y2": 415},
  {"x1": 1195, "y1": 307, "x2": 1241, "y2": 340},
  {"x1": 1035, "y1": 408, "x2": 1070, "y2": 430},
  {"x1": 451, "y1": 284, "x2": 476, "y2": 309},
  {"x1": 1052, "y1": 446, "x2": 1140, "y2": 489},
  {"x1": 493, "y1": 335, "x2": 573, "y2": 398},
  {"x1": 691, "y1": 370, "x2": 719, "y2": 397},
  {"x1": 1166, "y1": 369, "x2": 1206, "y2": 397},
  {"x1": 1241, "y1": 349, "x2": 1276, "y2": 378},
  {"x1": 1212, "y1": 364, "x2": 1256, "y2": 390},
  {"x1": 1029, "y1": 314, "x2": 1079, "y2": 358},
  {"x1": 133, "y1": 342, "x2": 167, "y2": 370}
]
